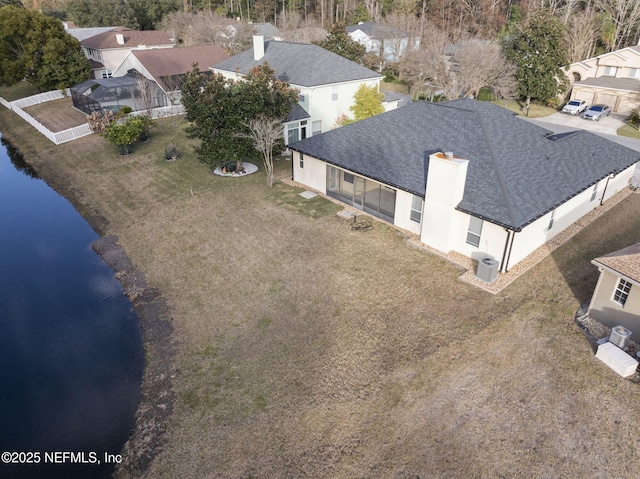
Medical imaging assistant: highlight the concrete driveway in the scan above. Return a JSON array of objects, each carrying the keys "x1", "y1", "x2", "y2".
[{"x1": 531, "y1": 111, "x2": 627, "y2": 135}]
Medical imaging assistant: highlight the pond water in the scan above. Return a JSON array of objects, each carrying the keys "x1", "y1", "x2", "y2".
[{"x1": 0, "y1": 135, "x2": 143, "y2": 478}]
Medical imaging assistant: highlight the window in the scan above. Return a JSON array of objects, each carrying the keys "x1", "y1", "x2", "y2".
[
  {"x1": 326, "y1": 166, "x2": 396, "y2": 222},
  {"x1": 629, "y1": 68, "x2": 640, "y2": 78},
  {"x1": 332, "y1": 86, "x2": 338, "y2": 101},
  {"x1": 312, "y1": 120, "x2": 322, "y2": 136},
  {"x1": 299, "y1": 152, "x2": 304, "y2": 169},
  {"x1": 101, "y1": 69, "x2": 112, "y2": 79},
  {"x1": 548, "y1": 209, "x2": 556, "y2": 231},
  {"x1": 590, "y1": 183, "x2": 598, "y2": 202},
  {"x1": 466, "y1": 216, "x2": 483, "y2": 247},
  {"x1": 299, "y1": 94, "x2": 306, "y2": 102},
  {"x1": 613, "y1": 278, "x2": 632, "y2": 307},
  {"x1": 603, "y1": 66, "x2": 618, "y2": 76},
  {"x1": 410, "y1": 195, "x2": 423, "y2": 223}
]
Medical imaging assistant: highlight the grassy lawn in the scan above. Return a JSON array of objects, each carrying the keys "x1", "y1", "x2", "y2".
[
  {"x1": 23, "y1": 97, "x2": 88, "y2": 132},
  {"x1": 491, "y1": 99, "x2": 558, "y2": 118},
  {"x1": 618, "y1": 123, "x2": 640, "y2": 139},
  {"x1": 2, "y1": 108, "x2": 640, "y2": 478}
]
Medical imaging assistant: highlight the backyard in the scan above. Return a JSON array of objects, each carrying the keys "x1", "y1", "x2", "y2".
[{"x1": 1, "y1": 106, "x2": 640, "y2": 478}]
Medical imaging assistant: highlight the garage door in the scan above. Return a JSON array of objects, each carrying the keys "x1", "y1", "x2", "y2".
[
  {"x1": 595, "y1": 93, "x2": 618, "y2": 111},
  {"x1": 571, "y1": 88, "x2": 594, "y2": 106}
]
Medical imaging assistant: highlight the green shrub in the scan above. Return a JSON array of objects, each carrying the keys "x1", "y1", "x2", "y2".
[{"x1": 477, "y1": 87, "x2": 496, "y2": 102}]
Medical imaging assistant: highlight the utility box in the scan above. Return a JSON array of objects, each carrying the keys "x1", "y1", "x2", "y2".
[
  {"x1": 476, "y1": 257, "x2": 499, "y2": 283},
  {"x1": 609, "y1": 325, "x2": 632, "y2": 349}
]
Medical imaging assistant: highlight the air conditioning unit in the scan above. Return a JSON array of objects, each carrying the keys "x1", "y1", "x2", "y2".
[
  {"x1": 476, "y1": 257, "x2": 499, "y2": 283},
  {"x1": 609, "y1": 325, "x2": 632, "y2": 349}
]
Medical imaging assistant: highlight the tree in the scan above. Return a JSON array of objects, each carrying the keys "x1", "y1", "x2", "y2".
[
  {"x1": 181, "y1": 63, "x2": 298, "y2": 175},
  {"x1": 0, "y1": 6, "x2": 91, "y2": 90},
  {"x1": 66, "y1": 0, "x2": 140, "y2": 29},
  {"x1": 451, "y1": 39, "x2": 517, "y2": 100},
  {"x1": 350, "y1": 84, "x2": 384, "y2": 121},
  {"x1": 504, "y1": 10, "x2": 568, "y2": 115},
  {"x1": 595, "y1": 0, "x2": 640, "y2": 51},
  {"x1": 101, "y1": 116, "x2": 149, "y2": 154},
  {"x1": 316, "y1": 21, "x2": 366, "y2": 63},
  {"x1": 242, "y1": 116, "x2": 284, "y2": 187}
]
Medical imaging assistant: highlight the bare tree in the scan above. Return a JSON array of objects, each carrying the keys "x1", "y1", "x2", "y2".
[
  {"x1": 134, "y1": 73, "x2": 157, "y2": 117},
  {"x1": 242, "y1": 116, "x2": 284, "y2": 188},
  {"x1": 565, "y1": 7, "x2": 601, "y2": 63},
  {"x1": 595, "y1": 0, "x2": 640, "y2": 50},
  {"x1": 452, "y1": 39, "x2": 518, "y2": 99},
  {"x1": 377, "y1": 12, "x2": 422, "y2": 63}
]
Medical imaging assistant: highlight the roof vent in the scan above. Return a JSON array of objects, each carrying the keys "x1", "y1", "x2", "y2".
[{"x1": 444, "y1": 151, "x2": 454, "y2": 159}]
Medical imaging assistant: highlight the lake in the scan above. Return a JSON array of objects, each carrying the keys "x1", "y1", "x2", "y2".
[{"x1": 0, "y1": 135, "x2": 143, "y2": 478}]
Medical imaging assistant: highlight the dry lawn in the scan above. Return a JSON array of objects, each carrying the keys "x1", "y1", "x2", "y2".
[
  {"x1": 22, "y1": 97, "x2": 87, "y2": 132},
  {"x1": 2, "y1": 109, "x2": 640, "y2": 479}
]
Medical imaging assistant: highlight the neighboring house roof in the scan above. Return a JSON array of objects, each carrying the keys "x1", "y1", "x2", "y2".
[
  {"x1": 89, "y1": 59, "x2": 105, "y2": 69},
  {"x1": 288, "y1": 98, "x2": 640, "y2": 231},
  {"x1": 251, "y1": 22, "x2": 281, "y2": 40},
  {"x1": 286, "y1": 104, "x2": 311, "y2": 122},
  {"x1": 346, "y1": 21, "x2": 407, "y2": 38},
  {"x1": 128, "y1": 45, "x2": 229, "y2": 89},
  {"x1": 593, "y1": 243, "x2": 640, "y2": 283},
  {"x1": 81, "y1": 27, "x2": 174, "y2": 50},
  {"x1": 66, "y1": 27, "x2": 115, "y2": 42},
  {"x1": 575, "y1": 76, "x2": 640, "y2": 92},
  {"x1": 213, "y1": 41, "x2": 382, "y2": 87}
]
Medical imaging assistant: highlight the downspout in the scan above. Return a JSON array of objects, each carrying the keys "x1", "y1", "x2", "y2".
[
  {"x1": 500, "y1": 229, "x2": 512, "y2": 273},
  {"x1": 503, "y1": 230, "x2": 516, "y2": 273},
  {"x1": 291, "y1": 151, "x2": 295, "y2": 180},
  {"x1": 599, "y1": 170, "x2": 617, "y2": 206}
]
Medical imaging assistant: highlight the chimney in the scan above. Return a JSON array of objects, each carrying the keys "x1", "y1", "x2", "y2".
[
  {"x1": 420, "y1": 151, "x2": 469, "y2": 253},
  {"x1": 253, "y1": 35, "x2": 265, "y2": 61},
  {"x1": 116, "y1": 33, "x2": 125, "y2": 45}
]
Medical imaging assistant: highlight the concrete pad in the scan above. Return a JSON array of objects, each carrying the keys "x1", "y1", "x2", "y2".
[
  {"x1": 595, "y1": 342, "x2": 638, "y2": 377},
  {"x1": 299, "y1": 191, "x2": 317, "y2": 199}
]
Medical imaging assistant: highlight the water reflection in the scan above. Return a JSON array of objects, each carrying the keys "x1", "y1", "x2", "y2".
[{"x1": 0, "y1": 134, "x2": 143, "y2": 479}]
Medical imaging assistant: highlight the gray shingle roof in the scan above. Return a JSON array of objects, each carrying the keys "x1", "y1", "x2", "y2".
[
  {"x1": 212, "y1": 41, "x2": 381, "y2": 87},
  {"x1": 288, "y1": 99, "x2": 640, "y2": 231},
  {"x1": 575, "y1": 76, "x2": 640, "y2": 92},
  {"x1": 346, "y1": 21, "x2": 407, "y2": 38}
]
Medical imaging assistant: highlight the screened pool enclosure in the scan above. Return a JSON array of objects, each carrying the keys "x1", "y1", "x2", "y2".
[{"x1": 71, "y1": 74, "x2": 168, "y2": 115}]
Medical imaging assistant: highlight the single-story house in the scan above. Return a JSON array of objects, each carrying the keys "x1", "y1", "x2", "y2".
[
  {"x1": 212, "y1": 36, "x2": 396, "y2": 145},
  {"x1": 564, "y1": 44, "x2": 640, "y2": 115},
  {"x1": 588, "y1": 243, "x2": 640, "y2": 339},
  {"x1": 288, "y1": 99, "x2": 640, "y2": 273},
  {"x1": 112, "y1": 45, "x2": 229, "y2": 105}
]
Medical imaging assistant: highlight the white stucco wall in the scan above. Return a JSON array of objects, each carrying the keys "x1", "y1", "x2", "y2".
[
  {"x1": 507, "y1": 165, "x2": 634, "y2": 269},
  {"x1": 394, "y1": 189, "x2": 422, "y2": 236},
  {"x1": 293, "y1": 153, "x2": 328, "y2": 193}
]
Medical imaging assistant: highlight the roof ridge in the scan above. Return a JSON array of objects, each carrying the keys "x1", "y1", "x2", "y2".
[{"x1": 474, "y1": 110, "x2": 520, "y2": 228}]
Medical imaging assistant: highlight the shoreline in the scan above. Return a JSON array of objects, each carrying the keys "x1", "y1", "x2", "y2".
[{"x1": 0, "y1": 128, "x2": 174, "y2": 477}]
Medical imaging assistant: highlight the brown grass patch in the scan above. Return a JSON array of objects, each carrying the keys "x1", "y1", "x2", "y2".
[
  {"x1": 2, "y1": 109, "x2": 640, "y2": 479},
  {"x1": 22, "y1": 97, "x2": 88, "y2": 132}
]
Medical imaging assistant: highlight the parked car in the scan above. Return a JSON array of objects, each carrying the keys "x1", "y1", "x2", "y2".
[
  {"x1": 583, "y1": 104, "x2": 611, "y2": 121},
  {"x1": 562, "y1": 99, "x2": 588, "y2": 115}
]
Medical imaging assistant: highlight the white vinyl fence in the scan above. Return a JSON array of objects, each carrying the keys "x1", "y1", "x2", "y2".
[{"x1": 1, "y1": 90, "x2": 184, "y2": 145}]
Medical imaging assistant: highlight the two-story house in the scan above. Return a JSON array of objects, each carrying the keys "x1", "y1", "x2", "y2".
[
  {"x1": 347, "y1": 21, "x2": 418, "y2": 62},
  {"x1": 67, "y1": 27, "x2": 175, "y2": 80},
  {"x1": 212, "y1": 36, "x2": 397, "y2": 146},
  {"x1": 564, "y1": 44, "x2": 640, "y2": 114}
]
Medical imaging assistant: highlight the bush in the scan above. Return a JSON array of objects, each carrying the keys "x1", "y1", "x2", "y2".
[
  {"x1": 121, "y1": 106, "x2": 133, "y2": 114},
  {"x1": 628, "y1": 108, "x2": 640, "y2": 127},
  {"x1": 477, "y1": 87, "x2": 496, "y2": 102}
]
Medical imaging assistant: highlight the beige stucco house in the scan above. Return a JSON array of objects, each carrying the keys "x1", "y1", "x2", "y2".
[
  {"x1": 67, "y1": 27, "x2": 175, "y2": 80},
  {"x1": 564, "y1": 44, "x2": 640, "y2": 115},
  {"x1": 588, "y1": 243, "x2": 640, "y2": 340}
]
